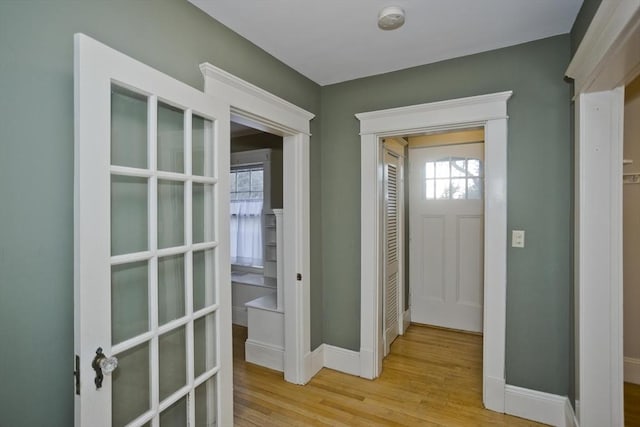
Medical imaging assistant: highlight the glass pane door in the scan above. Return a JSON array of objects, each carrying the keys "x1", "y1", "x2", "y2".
[{"x1": 109, "y1": 86, "x2": 219, "y2": 427}]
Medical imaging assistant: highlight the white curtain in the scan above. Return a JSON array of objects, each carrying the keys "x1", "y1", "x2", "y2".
[{"x1": 230, "y1": 199, "x2": 263, "y2": 266}]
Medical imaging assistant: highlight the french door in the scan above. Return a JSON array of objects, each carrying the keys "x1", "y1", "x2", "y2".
[{"x1": 74, "y1": 34, "x2": 232, "y2": 426}]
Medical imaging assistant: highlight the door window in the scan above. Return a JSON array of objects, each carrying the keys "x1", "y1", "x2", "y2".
[{"x1": 425, "y1": 156, "x2": 483, "y2": 200}]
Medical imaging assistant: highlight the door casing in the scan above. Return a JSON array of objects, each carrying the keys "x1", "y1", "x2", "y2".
[
  {"x1": 565, "y1": 1, "x2": 640, "y2": 425},
  {"x1": 200, "y1": 64, "x2": 315, "y2": 384},
  {"x1": 357, "y1": 90, "x2": 512, "y2": 412}
]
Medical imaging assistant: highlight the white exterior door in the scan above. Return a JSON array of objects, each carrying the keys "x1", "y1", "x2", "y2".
[
  {"x1": 409, "y1": 143, "x2": 484, "y2": 332},
  {"x1": 383, "y1": 149, "x2": 402, "y2": 355},
  {"x1": 74, "y1": 34, "x2": 232, "y2": 426}
]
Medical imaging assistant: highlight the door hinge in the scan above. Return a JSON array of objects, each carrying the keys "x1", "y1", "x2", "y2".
[
  {"x1": 296, "y1": 273, "x2": 302, "y2": 281},
  {"x1": 74, "y1": 354, "x2": 80, "y2": 395}
]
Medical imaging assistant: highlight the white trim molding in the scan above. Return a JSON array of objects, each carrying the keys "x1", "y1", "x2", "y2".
[
  {"x1": 307, "y1": 344, "x2": 362, "y2": 377},
  {"x1": 625, "y1": 357, "x2": 640, "y2": 385},
  {"x1": 504, "y1": 386, "x2": 572, "y2": 427},
  {"x1": 356, "y1": 91, "x2": 512, "y2": 413},
  {"x1": 323, "y1": 345, "x2": 361, "y2": 376},
  {"x1": 310, "y1": 345, "x2": 325, "y2": 378},
  {"x1": 200, "y1": 63, "x2": 314, "y2": 135},
  {"x1": 402, "y1": 309, "x2": 411, "y2": 334},
  {"x1": 566, "y1": 0, "x2": 640, "y2": 94},
  {"x1": 574, "y1": 89, "x2": 625, "y2": 427},
  {"x1": 232, "y1": 306, "x2": 247, "y2": 327},
  {"x1": 245, "y1": 339, "x2": 284, "y2": 372},
  {"x1": 565, "y1": 398, "x2": 580, "y2": 427},
  {"x1": 201, "y1": 63, "x2": 315, "y2": 385}
]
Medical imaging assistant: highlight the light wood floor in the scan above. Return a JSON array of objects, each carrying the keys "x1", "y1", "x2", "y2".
[
  {"x1": 233, "y1": 324, "x2": 546, "y2": 426},
  {"x1": 626, "y1": 381, "x2": 640, "y2": 426}
]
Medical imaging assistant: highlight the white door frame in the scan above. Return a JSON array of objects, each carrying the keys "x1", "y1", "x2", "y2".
[
  {"x1": 565, "y1": 1, "x2": 640, "y2": 426},
  {"x1": 200, "y1": 64, "x2": 315, "y2": 384},
  {"x1": 357, "y1": 90, "x2": 512, "y2": 413}
]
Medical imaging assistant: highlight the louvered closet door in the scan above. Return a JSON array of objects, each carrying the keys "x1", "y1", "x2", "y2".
[{"x1": 383, "y1": 150, "x2": 402, "y2": 356}]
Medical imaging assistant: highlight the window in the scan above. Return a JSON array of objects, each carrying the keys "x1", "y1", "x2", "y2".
[
  {"x1": 230, "y1": 166, "x2": 264, "y2": 267},
  {"x1": 425, "y1": 157, "x2": 483, "y2": 200}
]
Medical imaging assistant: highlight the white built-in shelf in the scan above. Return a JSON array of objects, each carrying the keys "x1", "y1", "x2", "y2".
[
  {"x1": 623, "y1": 173, "x2": 640, "y2": 184},
  {"x1": 245, "y1": 293, "x2": 280, "y2": 313}
]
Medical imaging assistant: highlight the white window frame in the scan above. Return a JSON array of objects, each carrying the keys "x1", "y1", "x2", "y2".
[
  {"x1": 229, "y1": 165, "x2": 265, "y2": 270},
  {"x1": 357, "y1": 91, "x2": 512, "y2": 413},
  {"x1": 424, "y1": 155, "x2": 484, "y2": 200},
  {"x1": 230, "y1": 149, "x2": 272, "y2": 273}
]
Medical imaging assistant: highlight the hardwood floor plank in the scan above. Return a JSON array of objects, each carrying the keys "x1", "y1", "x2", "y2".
[
  {"x1": 626, "y1": 381, "x2": 640, "y2": 426},
  {"x1": 232, "y1": 324, "x2": 547, "y2": 426}
]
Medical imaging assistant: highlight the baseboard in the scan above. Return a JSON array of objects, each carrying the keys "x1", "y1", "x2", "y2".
[
  {"x1": 484, "y1": 375, "x2": 505, "y2": 413},
  {"x1": 625, "y1": 357, "x2": 640, "y2": 384},
  {"x1": 310, "y1": 344, "x2": 324, "y2": 377},
  {"x1": 403, "y1": 309, "x2": 411, "y2": 334},
  {"x1": 358, "y1": 347, "x2": 376, "y2": 379},
  {"x1": 232, "y1": 306, "x2": 247, "y2": 327},
  {"x1": 504, "y1": 385, "x2": 570, "y2": 427},
  {"x1": 323, "y1": 344, "x2": 360, "y2": 376},
  {"x1": 244, "y1": 339, "x2": 283, "y2": 372},
  {"x1": 564, "y1": 398, "x2": 579, "y2": 427}
]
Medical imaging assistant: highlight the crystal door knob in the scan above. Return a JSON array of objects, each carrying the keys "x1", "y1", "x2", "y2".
[
  {"x1": 99, "y1": 354, "x2": 118, "y2": 374},
  {"x1": 92, "y1": 347, "x2": 118, "y2": 389}
]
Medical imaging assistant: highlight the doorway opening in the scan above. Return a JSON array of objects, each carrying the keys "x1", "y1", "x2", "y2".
[
  {"x1": 357, "y1": 91, "x2": 512, "y2": 413},
  {"x1": 201, "y1": 63, "x2": 315, "y2": 386},
  {"x1": 622, "y1": 74, "x2": 640, "y2": 425},
  {"x1": 228, "y1": 121, "x2": 286, "y2": 373},
  {"x1": 407, "y1": 128, "x2": 485, "y2": 334}
]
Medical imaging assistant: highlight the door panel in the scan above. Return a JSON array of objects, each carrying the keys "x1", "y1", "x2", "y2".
[
  {"x1": 409, "y1": 143, "x2": 484, "y2": 333},
  {"x1": 457, "y1": 216, "x2": 483, "y2": 307},
  {"x1": 421, "y1": 215, "x2": 445, "y2": 302},
  {"x1": 74, "y1": 34, "x2": 231, "y2": 426}
]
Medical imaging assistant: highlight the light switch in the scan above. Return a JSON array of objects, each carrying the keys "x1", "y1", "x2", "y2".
[{"x1": 512, "y1": 230, "x2": 525, "y2": 248}]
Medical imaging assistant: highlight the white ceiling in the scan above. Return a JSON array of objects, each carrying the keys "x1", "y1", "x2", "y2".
[{"x1": 189, "y1": 0, "x2": 583, "y2": 86}]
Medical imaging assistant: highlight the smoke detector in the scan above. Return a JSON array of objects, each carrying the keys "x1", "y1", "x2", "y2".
[{"x1": 378, "y1": 6, "x2": 405, "y2": 31}]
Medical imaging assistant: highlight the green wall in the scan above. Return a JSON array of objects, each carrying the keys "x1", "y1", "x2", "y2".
[
  {"x1": 0, "y1": 1, "x2": 321, "y2": 426},
  {"x1": 320, "y1": 35, "x2": 573, "y2": 395},
  {"x1": 570, "y1": 0, "x2": 603, "y2": 54}
]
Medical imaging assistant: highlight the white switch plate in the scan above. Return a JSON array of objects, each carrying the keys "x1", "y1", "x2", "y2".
[{"x1": 512, "y1": 230, "x2": 525, "y2": 248}]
